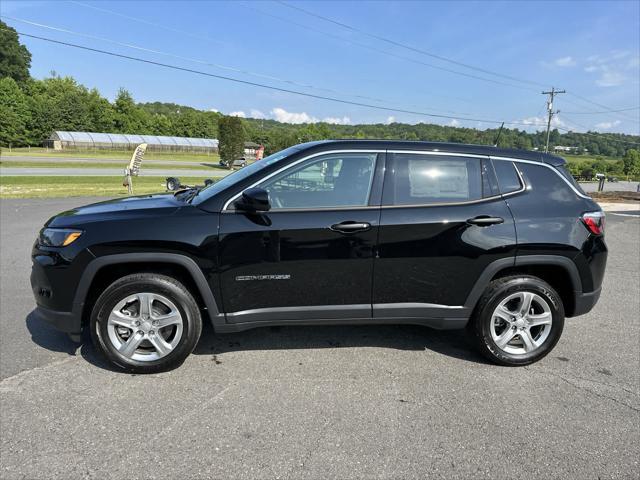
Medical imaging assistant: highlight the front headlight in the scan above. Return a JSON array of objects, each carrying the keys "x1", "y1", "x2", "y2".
[{"x1": 39, "y1": 228, "x2": 83, "y2": 247}]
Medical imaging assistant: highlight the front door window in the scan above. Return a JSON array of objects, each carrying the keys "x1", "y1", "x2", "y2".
[{"x1": 258, "y1": 153, "x2": 377, "y2": 209}]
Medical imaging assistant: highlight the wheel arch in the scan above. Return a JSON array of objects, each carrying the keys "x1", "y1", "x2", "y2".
[
  {"x1": 74, "y1": 253, "x2": 221, "y2": 329},
  {"x1": 464, "y1": 255, "x2": 582, "y2": 316}
]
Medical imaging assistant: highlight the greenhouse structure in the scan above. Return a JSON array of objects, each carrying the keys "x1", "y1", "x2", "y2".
[{"x1": 46, "y1": 131, "x2": 219, "y2": 153}]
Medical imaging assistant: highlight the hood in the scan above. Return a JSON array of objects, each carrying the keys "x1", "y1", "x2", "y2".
[{"x1": 46, "y1": 193, "x2": 184, "y2": 227}]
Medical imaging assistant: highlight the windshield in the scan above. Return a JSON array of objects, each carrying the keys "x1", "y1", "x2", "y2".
[{"x1": 191, "y1": 145, "x2": 302, "y2": 205}]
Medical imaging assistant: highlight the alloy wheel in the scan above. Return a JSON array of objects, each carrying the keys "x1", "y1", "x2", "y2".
[
  {"x1": 106, "y1": 292, "x2": 184, "y2": 362},
  {"x1": 490, "y1": 291, "x2": 553, "y2": 355}
]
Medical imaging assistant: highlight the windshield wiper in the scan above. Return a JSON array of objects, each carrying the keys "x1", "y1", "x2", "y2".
[{"x1": 174, "y1": 186, "x2": 201, "y2": 202}]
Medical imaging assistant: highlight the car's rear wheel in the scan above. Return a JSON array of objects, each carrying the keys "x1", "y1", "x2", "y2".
[
  {"x1": 90, "y1": 273, "x2": 202, "y2": 373},
  {"x1": 469, "y1": 275, "x2": 564, "y2": 366}
]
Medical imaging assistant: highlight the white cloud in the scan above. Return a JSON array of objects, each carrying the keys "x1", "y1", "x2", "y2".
[
  {"x1": 520, "y1": 116, "x2": 565, "y2": 129},
  {"x1": 270, "y1": 107, "x2": 317, "y2": 124},
  {"x1": 249, "y1": 109, "x2": 266, "y2": 119},
  {"x1": 584, "y1": 51, "x2": 633, "y2": 87},
  {"x1": 595, "y1": 120, "x2": 621, "y2": 130},
  {"x1": 448, "y1": 119, "x2": 460, "y2": 127},
  {"x1": 554, "y1": 56, "x2": 576, "y2": 67},
  {"x1": 626, "y1": 56, "x2": 640, "y2": 69},
  {"x1": 228, "y1": 111, "x2": 246, "y2": 117},
  {"x1": 208, "y1": 108, "x2": 219, "y2": 113},
  {"x1": 521, "y1": 116, "x2": 547, "y2": 127},
  {"x1": 386, "y1": 116, "x2": 396, "y2": 124},
  {"x1": 322, "y1": 116, "x2": 351, "y2": 125},
  {"x1": 596, "y1": 70, "x2": 625, "y2": 87}
]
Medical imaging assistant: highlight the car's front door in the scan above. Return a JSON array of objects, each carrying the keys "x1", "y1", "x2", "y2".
[{"x1": 218, "y1": 151, "x2": 385, "y2": 324}]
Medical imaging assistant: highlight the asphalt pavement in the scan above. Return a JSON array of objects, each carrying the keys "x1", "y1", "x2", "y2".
[
  {"x1": 580, "y1": 180, "x2": 639, "y2": 192},
  {"x1": 1, "y1": 197, "x2": 638, "y2": 479}
]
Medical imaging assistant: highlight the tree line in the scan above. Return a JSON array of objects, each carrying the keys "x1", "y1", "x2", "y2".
[{"x1": 1, "y1": 20, "x2": 638, "y2": 160}]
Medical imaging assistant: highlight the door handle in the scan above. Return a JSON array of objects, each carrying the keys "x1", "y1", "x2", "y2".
[
  {"x1": 330, "y1": 221, "x2": 371, "y2": 233},
  {"x1": 467, "y1": 216, "x2": 504, "y2": 226}
]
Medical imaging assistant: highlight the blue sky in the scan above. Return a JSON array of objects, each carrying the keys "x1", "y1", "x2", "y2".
[{"x1": 2, "y1": 0, "x2": 639, "y2": 134}]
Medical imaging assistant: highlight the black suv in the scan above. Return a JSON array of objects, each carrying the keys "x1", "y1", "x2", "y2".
[{"x1": 31, "y1": 140, "x2": 607, "y2": 372}]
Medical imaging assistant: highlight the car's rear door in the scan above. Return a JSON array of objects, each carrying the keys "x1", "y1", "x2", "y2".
[
  {"x1": 373, "y1": 151, "x2": 517, "y2": 323},
  {"x1": 218, "y1": 150, "x2": 385, "y2": 324}
]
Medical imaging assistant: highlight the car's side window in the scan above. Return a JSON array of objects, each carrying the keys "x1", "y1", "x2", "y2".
[
  {"x1": 492, "y1": 159, "x2": 523, "y2": 194},
  {"x1": 384, "y1": 154, "x2": 485, "y2": 205},
  {"x1": 258, "y1": 153, "x2": 378, "y2": 209}
]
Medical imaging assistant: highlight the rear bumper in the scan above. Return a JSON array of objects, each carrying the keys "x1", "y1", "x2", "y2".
[
  {"x1": 31, "y1": 305, "x2": 81, "y2": 334},
  {"x1": 571, "y1": 287, "x2": 602, "y2": 317}
]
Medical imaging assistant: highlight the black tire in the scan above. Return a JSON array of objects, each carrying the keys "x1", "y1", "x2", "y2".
[
  {"x1": 90, "y1": 273, "x2": 202, "y2": 373},
  {"x1": 469, "y1": 275, "x2": 564, "y2": 366}
]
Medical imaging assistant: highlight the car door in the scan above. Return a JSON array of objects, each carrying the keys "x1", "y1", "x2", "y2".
[
  {"x1": 373, "y1": 151, "x2": 517, "y2": 322},
  {"x1": 218, "y1": 151, "x2": 385, "y2": 324}
]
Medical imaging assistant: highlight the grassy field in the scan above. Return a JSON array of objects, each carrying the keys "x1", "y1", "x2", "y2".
[
  {"x1": 563, "y1": 154, "x2": 620, "y2": 164},
  {"x1": 0, "y1": 176, "x2": 211, "y2": 198},
  {"x1": 0, "y1": 160, "x2": 226, "y2": 170},
  {"x1": 1, "y1": 147, "x2": 220, "y2": 163}
]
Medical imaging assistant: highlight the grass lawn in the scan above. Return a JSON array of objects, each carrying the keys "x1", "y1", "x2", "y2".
[
  {"x1": 563, "y1": 154, "x2": 620, "y2": 164},
  {"x1": 0, "y1": 160, "x2": 227, "y2": 171},
  {"x1": 0, "y1": 176, "x2": 212, "y2": 198},
  {"x1": 1, "y1": 147, "x2": 220, "y2": 163}
]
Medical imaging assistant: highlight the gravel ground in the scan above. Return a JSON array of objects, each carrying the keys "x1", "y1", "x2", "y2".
[{"x1": 1, "y1": 197, "x2": 638, "y2": 480}]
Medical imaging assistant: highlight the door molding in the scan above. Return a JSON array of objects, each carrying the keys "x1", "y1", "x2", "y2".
[{"x1": 225, "y1": 304, "x2": 371, "y2": 323}]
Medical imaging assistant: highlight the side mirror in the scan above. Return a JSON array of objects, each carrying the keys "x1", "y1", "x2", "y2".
[{"x1": 235, "y1": 187, "x2": 270, "y2": 212}]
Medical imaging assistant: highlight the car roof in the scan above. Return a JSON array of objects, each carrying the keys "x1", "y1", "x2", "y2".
[{"x1": 294, "y1": 140, "x2": 566, "y2": 166}]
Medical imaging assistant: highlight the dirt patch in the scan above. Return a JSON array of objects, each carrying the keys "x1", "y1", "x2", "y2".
[{"x1": 589, "y1": 191, "x2": 640, "y2": 203}]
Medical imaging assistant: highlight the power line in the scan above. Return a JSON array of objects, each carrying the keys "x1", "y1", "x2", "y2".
[
  {"x1": 276, "y1": 1, "x2": 640, "y2": 125},
  {"x1": 6, "y1": 28, "x2": 639, "y2": 146},
  {"x1": 562, "y1": 106, "x2": 639, "y2": 115},
  {"x1": 69, "y1": 0, "x2": 226, "y2": 48},
  {"x1": 2, "y1": 15, "x2": 400, "y2": 108},
  {"x1": 239, "y1": 2, "x2": 539, "y2": 93},
  {"x1": 566, "y1": 92, "x2": 639, "y2": 122},
  {"x1": 276, "y1": 0, "x2": 549, "y2": 89},
  {"x1": 9, "y1": 30, "x2": 508, "y2": 124},
  {"x1": 562, "y1": 114, "x2": 640, "y2": 139}
]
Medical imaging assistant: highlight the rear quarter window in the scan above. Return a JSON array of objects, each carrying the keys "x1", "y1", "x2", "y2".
[
  {"x1": 516, "y1": 162, "x2": 580, "y2": 203},
  {"x1": 556, "y1": 164, "x2": 587, "y2": 195},
  {"x1": 492, "y1": 160, "x2": 522, "y2": 194}
]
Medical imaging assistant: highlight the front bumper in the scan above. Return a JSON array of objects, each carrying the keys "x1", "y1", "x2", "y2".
[
  {"x1": 31, "y1": 305, "x2": 81, "y2": 334},
  {"x1": 30, "y1": 243, "x2": 88, "y2": 334}
]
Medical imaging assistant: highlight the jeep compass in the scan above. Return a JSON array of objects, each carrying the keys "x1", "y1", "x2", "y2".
[{"x1": 31, "y1": 140, "x2": 607, "y2": 372}]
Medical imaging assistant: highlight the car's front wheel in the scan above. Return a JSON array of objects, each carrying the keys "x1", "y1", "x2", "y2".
[
  {"x1": 469, "y1": 275, "x2": 564, "y2": 366},
  {"x1": 90, "y1": 273, "x2": 202, "y2": 373}
]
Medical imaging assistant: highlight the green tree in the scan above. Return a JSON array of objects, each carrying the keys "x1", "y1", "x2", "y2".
[
  {"x1": 0, "y1": 20, "x2": 31, "y2": 84},
  {"x1": 0, "y1": 77, "x2": 29, "y2": 146},
  {"x1": 218, "y1": 116, "x2": 245, "y2": 167},
  {"x1": 622, "y1": 149, "x2": 640, "y2": 176},
  {"x1": 113, "y1": 88, "x2": 150, "y2": 133}
]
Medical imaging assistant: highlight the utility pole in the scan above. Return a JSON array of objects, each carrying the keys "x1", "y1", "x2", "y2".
[{"x1": 542, "y1": 87, "x2": 565, "y2": 153}]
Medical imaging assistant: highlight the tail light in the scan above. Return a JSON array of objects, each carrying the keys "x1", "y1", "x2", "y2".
[{"x1": 581, "y1": 211, "x2": 605, "y2": 235}]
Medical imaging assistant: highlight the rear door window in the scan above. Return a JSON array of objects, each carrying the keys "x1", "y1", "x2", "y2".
[{"x1": 383, "y1": 154, "x2": 485, "y2": 205}]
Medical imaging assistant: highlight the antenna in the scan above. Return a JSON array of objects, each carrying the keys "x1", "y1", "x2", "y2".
[{"x1": 493, "y1": 122, "x2": 505, "y2": 147}]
